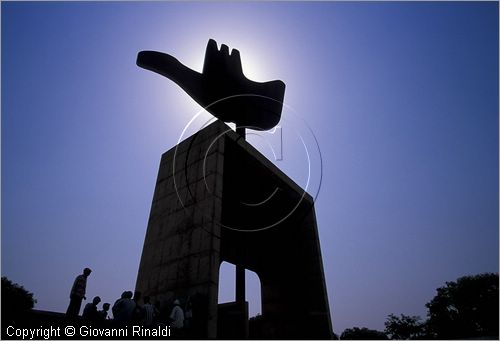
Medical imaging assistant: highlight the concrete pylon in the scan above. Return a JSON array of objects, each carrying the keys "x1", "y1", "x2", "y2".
[{"x1": 135, "y1": 120, "x2": 333, "y2": 339}]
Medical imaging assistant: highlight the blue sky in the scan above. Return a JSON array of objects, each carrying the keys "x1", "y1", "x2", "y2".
[{"x1": 2, "y1": 1, "x2": 498, "y2": 334}]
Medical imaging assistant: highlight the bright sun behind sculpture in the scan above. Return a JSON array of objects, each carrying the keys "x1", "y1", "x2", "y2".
[{"x1": 137, "y1": 39, "x2": 286, "y2": 132}]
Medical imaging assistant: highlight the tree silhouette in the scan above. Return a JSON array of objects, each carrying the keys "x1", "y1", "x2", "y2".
[
  {"x1": 340, "y1": 327, "x2": 388, "y2": 340},
  {"x1": 1, "y1": 276, "x2": 36, "y2": 324},
  {"x1": 425, "y1": 273, "x2": 498, "y2": 339},
  {"x1": 384, "y1": 313, "x2": 426, "y2": 339}
]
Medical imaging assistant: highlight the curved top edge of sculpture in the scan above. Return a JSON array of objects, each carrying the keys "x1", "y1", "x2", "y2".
[{"x1": 137, "y1": 39, "x2": 286, "y2": 131}]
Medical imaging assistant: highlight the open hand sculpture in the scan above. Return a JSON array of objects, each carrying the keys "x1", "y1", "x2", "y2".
[{"x1": 137, "y1": 39, "x2": 285, "y2": 131}]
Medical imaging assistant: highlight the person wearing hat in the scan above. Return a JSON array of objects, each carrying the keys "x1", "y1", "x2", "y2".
[
  {"x1": 169, "y1": 299, "x2": 185, "y2": 331},
  {"x1": 66, "y1": 267, "x2": 92, "y2": 318}
]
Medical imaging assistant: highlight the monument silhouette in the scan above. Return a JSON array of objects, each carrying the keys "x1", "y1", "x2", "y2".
[
  {"x1": 137, "y1": 39, "x2": 285, "y2": 134},
  {"x1": 135, "y1": 39, "x2": 332, "y2": 339}
]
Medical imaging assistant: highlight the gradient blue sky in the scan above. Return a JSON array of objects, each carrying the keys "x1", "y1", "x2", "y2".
[{"x1": 2, "y1": 1, "x2": 498, "y2": 334}]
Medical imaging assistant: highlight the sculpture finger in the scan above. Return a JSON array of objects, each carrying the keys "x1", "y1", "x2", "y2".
[
  {"x1": 229, "y1": 48, "x2": 244, "y2": 76},
  {"x1": 219, "y1": 44, "x2": 231, "y2": 70},
  {"x1": 220, "y1": 44, "x2": 230, "y2": 56},
  {"x1": 203, "y1": 39, "x2": 220, "y2": 75}
]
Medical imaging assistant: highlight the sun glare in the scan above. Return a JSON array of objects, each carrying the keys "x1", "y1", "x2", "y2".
[
  {"x1": 170, "y1": 38, "x2": 273, "y2": 132},
  {"x1": 182, "y1": 38, "x2": 272, "y2": 84}
]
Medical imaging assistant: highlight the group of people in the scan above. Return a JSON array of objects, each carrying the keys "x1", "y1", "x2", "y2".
[
  {"x1": 82, "y1": 296, "x2": 110, "y2": 323},
  {"x1": 111, "y1": 290, "x2": 160, "y2": 327},
  {"x1": 65, "y1": 267, "x2": 189, "y2": 332}
]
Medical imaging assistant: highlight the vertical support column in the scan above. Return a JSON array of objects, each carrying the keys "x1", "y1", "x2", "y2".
[
  {"x1": 236, "y1": 126, "x2": 246, "y2": 139},
  {"x1": 236, "y1": 125, "x2": 246, "y2": 305},
  {"x1": 236, "y1": 264, "x2": 248, "y2": 339},
  {"x1": 236, "y1": 265, "x2": 245, "y2": 303}
]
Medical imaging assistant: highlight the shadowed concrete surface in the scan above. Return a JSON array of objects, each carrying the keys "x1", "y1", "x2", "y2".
[{"x1": 135, "y1": 120, "x2": 333, "y2": 339}]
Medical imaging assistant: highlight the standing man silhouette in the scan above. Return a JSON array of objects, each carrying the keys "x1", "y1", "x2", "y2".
[{"x1": 66, "y1": 267, "x2": 92, "y2": 318}]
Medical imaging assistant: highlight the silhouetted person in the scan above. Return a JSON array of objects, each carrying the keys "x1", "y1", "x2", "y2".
[
  {"x1": 169, "y1": 299, "x2": 185, "y2": 338},
  {"x1": 99, "y1": 303, "x2": 110, "y2": 321},
  {"x1": 82, "y1": 296, "x2": 101, "y2": 322},
  {"x1": 66, "y1": 267, "x2": 92, "y2": 318},
  {"x1": 112, "y1": 291, "x2": 127, "y2": 314},
  {"x1": 131, "y1": 290, "x2": 144, "y2": 324},
  {"x1": 112, "y1": 291, "x2": 136, "y2": 326},
  {"x1": 142, "y1": 296, "x2": 158, "y2": 327}
]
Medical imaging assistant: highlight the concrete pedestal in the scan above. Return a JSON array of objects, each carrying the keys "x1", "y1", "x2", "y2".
[{"x1": 135, "y1": 120, "x2": 333, "y2": 339}]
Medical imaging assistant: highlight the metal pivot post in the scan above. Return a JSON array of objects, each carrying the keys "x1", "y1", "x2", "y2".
[
  {"x1": 236, "y1": 265, "x2": 245, "y2": 303},
  {"x1": 236, "y1": 126, "x2": 246, "y2": 139}
]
